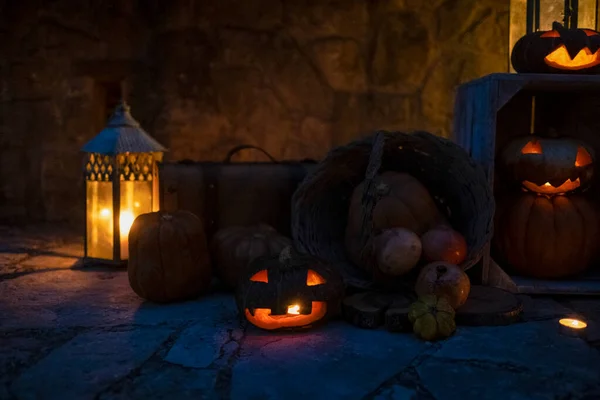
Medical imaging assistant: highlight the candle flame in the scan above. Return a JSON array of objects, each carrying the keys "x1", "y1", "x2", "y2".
[
  {"x1": 559, "y1": 318, "x2": 587, "y2": 329},
  {"x1": 97, "y1": 208, "x2": 135, "y2": 236},
  {"x1": 287, "y1": 304, "x2": 300, "y2": 315},
  {"x1": 119, "y1": 210, "x2": 135, "y2": 236}
]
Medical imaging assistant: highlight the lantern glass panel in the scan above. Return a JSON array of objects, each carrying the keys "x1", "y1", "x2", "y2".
[
  {"x1": 117, "y1": 152, "x2": 157, "y2": 259},
  {"x1": 539, "y1": 0, "x2": 566, "y2": 31},
  {"x1": 578, "y1": 0, "x2": 598, "y2": 30},
  {"x1": 85, "y1": 153, "x2": 114, "y2": 260},
  {"x1": 119, "y1": 180, "x2": 152, "y2": 259}
]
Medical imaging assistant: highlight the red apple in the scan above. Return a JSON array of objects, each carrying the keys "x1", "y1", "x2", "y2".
[
  {"x1": 415, "y1": 261, "x2": 470, "y2": 309},
  {"x1": 421, "y1": 225, "x2": 467, "y2": 264}
]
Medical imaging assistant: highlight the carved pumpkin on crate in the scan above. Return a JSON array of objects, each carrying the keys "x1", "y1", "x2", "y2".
[
  {"x1": 236, "y1": 246, "x2": 345, "y2": 331},
  {"x1": 512, "y1": 22, "x2": 600, "y2": 74},
  {"x1": 494, "y1": 193, "x2": 600, "y2": 279},
  {"x1": 501, "y1": 133, "x2": 595, "y2": 195},
  {"x1": 128, "y1": 211, "x2": 212, "y2": 303},
  {"x1": 210, "y1": 224, "x2": 291, "y2": 290}
]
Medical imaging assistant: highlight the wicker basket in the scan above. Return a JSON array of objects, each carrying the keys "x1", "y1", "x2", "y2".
[{"x1": 291, "y1": 130, "x2": 494, "y2": 289}]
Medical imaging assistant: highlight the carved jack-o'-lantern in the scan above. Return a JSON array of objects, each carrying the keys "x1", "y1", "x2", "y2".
[
  {"x1": 511, "y1": 22, "x2": 600, "y2": 74},
  {"x1": 236, "y1": 246, "x2": 345, "y2": 331},
  {"x1": 501, "y1": 133, "x2": 595, "y2": 195}
]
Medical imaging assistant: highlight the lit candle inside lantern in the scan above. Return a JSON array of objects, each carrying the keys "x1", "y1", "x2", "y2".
[
  {"x1": 558, "y1": 318, "x2": 588, "y2": 338},
  {"x1": 287, "y1": 304, "x2": 300, "y2": 315},
  {"x1": 99, "y1": 208, "x2": 136, "y2": 259}
]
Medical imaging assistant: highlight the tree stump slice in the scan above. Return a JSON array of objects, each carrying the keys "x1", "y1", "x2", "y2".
[
  {"x1": 455, "y1": 285, "x2": 523, "y2": 326},
  {"x1": 342, "y1": 291, "x2": 414, "y2": 331}
]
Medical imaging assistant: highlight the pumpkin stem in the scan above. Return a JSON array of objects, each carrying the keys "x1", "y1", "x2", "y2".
[
  {"x1": 436, "y1": 264, "x2": 447, "y2": 280},
  {"x1": 279, "y1": 246, "x2": 293, "y2": 264},
  {"x1": 552, "y1": 21, "x2": 565, "y2": 31},
  {"x1": 375, "y1": 183, "x2": 390, "y2": 196}
]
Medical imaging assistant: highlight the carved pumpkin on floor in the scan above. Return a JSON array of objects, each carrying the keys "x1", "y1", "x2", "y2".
[
  {"x1": 128, "y1": 211, "x2": 212, "y2": 303},
  {"x1": 494, "y1": 194, "x2": 600, "y2": 279},
  {"x1": 511, "y1": 22, "x2": 600, "y2": 74},
  {"x1": 501, "y1": 133, "x2": 594, "y2": 195},
  {"x1": 236, "y1": 246, "x2": 344, "y2": 331}
]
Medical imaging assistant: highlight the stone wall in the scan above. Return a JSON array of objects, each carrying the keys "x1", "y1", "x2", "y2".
[{"x1": 0, "y1": 0, "x2": 509, "y2": 225}]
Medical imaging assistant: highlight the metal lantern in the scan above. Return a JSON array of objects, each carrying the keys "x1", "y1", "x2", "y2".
[
  {"x1": 509, "y1": 0, "x2": 600, "y2": 71},
  {"x1": 81, "y1": 101, "x2": 166, "y2": 264}
]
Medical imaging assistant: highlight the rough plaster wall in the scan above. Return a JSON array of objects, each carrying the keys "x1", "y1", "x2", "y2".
[{"x1": 0, "y1": 0, "x2": 509, "y2": 225}]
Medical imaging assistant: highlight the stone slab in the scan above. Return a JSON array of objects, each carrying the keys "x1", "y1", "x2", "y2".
[
  {"x1": 164, "y1": 321, "x2": 242, "y2": 369},
  {"x1": 230, "y1": 322, "x2": 429, "y2": 400},
  {"x1": 373, "y1": 384, "x2": 417, "y2": 400},
  {"x1": 418, "y1": 357, "x2": 597, "y2": 400},
  {"x1": 0, "y1": 270, "x2": 238, "y2": 329},
  {"x1": 19, "y1": 254, "x2": 80, "y2": 270},
  {"x1": 11, "y1": 327, "x2": 173, "y2": 400},
  {"x1": 98, "y1": 365, "x2": 219, "y2": 400},
  {"x1": 517, "y1": 295, "x2": 574, "y2": 321},
  {"x1": 434, "y1": 321, "x2": 600, "y2": 381}
]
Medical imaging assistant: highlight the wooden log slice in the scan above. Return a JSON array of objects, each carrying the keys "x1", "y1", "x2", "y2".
[
  {"x1": 455, "y1": 285, "x2": 523, "y2": 326},
  {"x1": 342, "y1": 291, "x2": 414, "y2": 330}
]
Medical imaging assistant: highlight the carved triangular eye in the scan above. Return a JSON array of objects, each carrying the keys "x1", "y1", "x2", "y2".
[
  {"x1": 521, "y1": 140, "x2": 543, "y2": 154},
  {"x1": 575, "y1": 146, "x2": 593, "y2": 167},
  {"x1": 584, "y1": 29, "x2": 599, "y2": 36},
  {"x1": 250, "y1": 270, "x2": 268, "y2": 283},
  {"x1": 541, "y1": 30, "x2": 560, "y2": 38},
  {"x1": 306, "y1": 270, "x2": 326, "y2": 286}
]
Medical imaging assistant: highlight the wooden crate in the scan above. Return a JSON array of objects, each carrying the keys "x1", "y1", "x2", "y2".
[{"x1": 453, "y1": 73, "x2": 600, "y2": 295}]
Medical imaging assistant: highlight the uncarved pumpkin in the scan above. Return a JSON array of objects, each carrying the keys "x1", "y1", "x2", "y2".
[
  {"x1": 494, "y1": 194, "x2": 599, "y2": 279},
  {"x1": 210, "y1": 224, "x2": 291, "y2": 289},
  {"x1": 128, "y1": 211, "x2": 212, "y2": 303},
  {"x1": 345, "y1": 171, "x2": 446, "y2": 268}
]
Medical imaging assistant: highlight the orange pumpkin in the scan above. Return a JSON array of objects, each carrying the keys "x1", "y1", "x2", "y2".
[
  {"x1": 128, "y1": 211, "x2": 212, "y2": 303},
  {"x1": 494, "y1": 194, "x2": 599, "y2": 278},
  {"x1": 345, "y1": 171, "x2": 446, "y2": 267},
  {"x1": 236, "y1": 247, "x2": 344, "y2": 331},
  {"x1": 210, "y1": 224, "x2": 291, "y2": 289}
]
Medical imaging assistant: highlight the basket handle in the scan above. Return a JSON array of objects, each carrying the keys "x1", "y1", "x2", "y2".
[
  {"x1": 358, "y1": 132, "x2": 387, "y2": 266},
  {"x1": 223, "y1": 145, "x2": 279, "y2": 163}
]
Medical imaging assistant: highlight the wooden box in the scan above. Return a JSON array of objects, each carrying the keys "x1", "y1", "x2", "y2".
[{"x1": 453, "y1": 73, "x2": 600, "y2": 295}]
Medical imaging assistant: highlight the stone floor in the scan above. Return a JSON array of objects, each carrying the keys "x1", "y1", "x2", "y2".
[{"x1": 1, "y1": 225, "x2": 600, "y2": 400}]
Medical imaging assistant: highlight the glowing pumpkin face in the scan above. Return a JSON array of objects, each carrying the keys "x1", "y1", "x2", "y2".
[
  {"x1": 236, "y1": 246, "x2": 345, "y2": 331},
  {"x1": 511, "y1": 22, "x2": 600, "y2": 74},
  {"x1": 501, "y1": 134, "x2": 595, "y2": 195}
]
